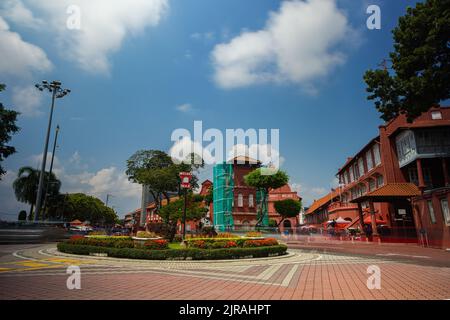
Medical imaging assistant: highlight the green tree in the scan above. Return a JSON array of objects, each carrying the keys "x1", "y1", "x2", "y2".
[
  {"x1": 364, "y1": 0, "x2": 450, "y2": 121},
  {"x1": 157, "y1": 193, "x2": 208, "y2": 241},
  {"x1": 274, "y1": 199, "x2": 301, "y2": 227},
  {"x1": 0, "y1": 84, "x2": 20, "y2": 179},
  {"x1": 13, "y1": 166, "x2": 61, "y2": 220},
  {"x1": 126, "y1": 149, "x2": 204, "y2": 217},
  {"x1": 59, "y1": 193, "x2": 118, "y2": 225},
  {"x1": 244, "y1": 168, "x2": 289, "y2": 227},
  {"x1": 18, "y1": 210, "x2": 27, "y2": 221},
  {"x1": 204, "y1": 184, "x2": 213, "y2": 206}
]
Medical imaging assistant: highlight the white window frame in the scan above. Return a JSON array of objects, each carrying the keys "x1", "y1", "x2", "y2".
[
  {"x1": 373, "y1": 144, "x2": 381, "y2": 166},
  {"x1": 238, "y1": 193, "x2": 243, "y2": 207},
  {"x1": 427, "y1": 200, "x2": 436, "y2": 224},
  {"x1": 248, "y1": 194, "x2": 254, "y2": 208},
  {"x1": 440, "y1": 199, "x2": 450, "y2": 226}
]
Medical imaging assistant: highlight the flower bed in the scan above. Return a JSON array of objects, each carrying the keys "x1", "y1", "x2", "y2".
[
  {"x1": 68, "y1": 235, "x2": 135, "y2": 248},
  {"x1": 57, "y1": 242, "x2": 287, "y2": 260},
  {"x1": 184, "y1": 237, "x2": 279, "y2": 249}
]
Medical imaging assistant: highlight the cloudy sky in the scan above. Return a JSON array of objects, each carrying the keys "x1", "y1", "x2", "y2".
[{"x1": 0, "y1": 0, "x2": 421, "y2": 220}]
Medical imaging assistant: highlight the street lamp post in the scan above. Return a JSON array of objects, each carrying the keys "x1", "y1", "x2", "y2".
[
  {"x1": 34, "y1": 81, "x2": 70, "y2": 222},
  {"x1": 42, "y1": 124, "x2": 60, "y2": 220}
]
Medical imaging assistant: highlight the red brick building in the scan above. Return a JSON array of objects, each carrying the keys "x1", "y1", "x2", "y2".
[
  {"x1": 208, "y1": 156, "x2": 302, "y2": 231},
  {"x1": 268, "y1": 184, "x2": 302, "y2": 231},
  {"x1": 307, "y1": 106, "x2": 450, "y2": 248}
]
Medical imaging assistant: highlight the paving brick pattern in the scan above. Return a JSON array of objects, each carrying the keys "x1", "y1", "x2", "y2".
[{"x1": 0, "y1": 244, "x2": 449, "y2": 300}]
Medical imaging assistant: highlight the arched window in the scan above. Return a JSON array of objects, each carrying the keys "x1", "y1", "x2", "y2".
[
  {"x1": 248, "y1": 194, "x2": 254, "y2": 208},
  {"x1": 238, "y1": 193, "x2": 243, "y2": 207}
]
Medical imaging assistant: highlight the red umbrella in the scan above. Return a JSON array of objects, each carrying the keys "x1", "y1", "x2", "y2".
[{"x1": 364, "y1": 216, "x2": 385, "y2": 225}]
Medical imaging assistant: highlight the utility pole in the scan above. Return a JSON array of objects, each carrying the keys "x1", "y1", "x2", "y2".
[
  {"x1": 42, "y1": 125, "x2": 60, "y2": 220},
  {"x1": 106, "y1": 194, "x2": 114, "y2": 207},
  {"x1": 179, "y1": 172, "x2": 192, "y2": 240},
  {"x1": 34, "y1": 81, "x2": 70, "y2": 222}
]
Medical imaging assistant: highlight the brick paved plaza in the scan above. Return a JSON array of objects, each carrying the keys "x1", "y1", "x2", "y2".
[{"x1": 0, "y1": 242, "x2": 449, "y2": 300}]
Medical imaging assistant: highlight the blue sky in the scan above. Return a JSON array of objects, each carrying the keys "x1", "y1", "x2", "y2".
[{"x1": 0, "y1": 0, "x2": 422, "y2": 219}]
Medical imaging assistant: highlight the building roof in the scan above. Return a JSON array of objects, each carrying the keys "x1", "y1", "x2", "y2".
[
  {"x1": 305, "y1": 189, "x2": 341, "y2": 215},
  {"x1": 270, "y1": 184, "x2": 292, "y2": 194},
  {"x1": 129, "y1": 195, "x2": 180, "y2": 215},
  {"x1": 337, "y1": 136, "x2": 379, "y2": 175},
  {"x1": 230, "y1": 155, "x2": 260, "y2": 164},
  {"x1": 350, "y1": 183, "x2": 421, "y2": 203}
]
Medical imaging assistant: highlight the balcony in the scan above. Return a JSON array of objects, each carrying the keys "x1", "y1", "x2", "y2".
[{"x1": 327, "y1": 201, "x2": 358, "y2": 214}]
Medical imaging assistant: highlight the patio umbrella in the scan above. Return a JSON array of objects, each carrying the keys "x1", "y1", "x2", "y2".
[
  {"x1": 364, "y1": 216, "x2": 385, "y2": 225},
  {"x1": 335, "y1": 217, "x2": 350, "y2": 224}
]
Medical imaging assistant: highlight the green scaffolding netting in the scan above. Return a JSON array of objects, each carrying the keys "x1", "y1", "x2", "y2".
[
  {"x1": 213, "y1": 163, "x2": 234, "y2": 232},
  {"x1": 213, "y1": 163, "x2": 269, "y2": 231}
]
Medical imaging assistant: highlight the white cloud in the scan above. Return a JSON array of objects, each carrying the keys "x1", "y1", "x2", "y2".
[
  {"x1": 27, "y1": 152, "x2": 141, "y2": 215},
  {"x1": 190, "y1": 31, "x2": 215, "y2": 41},
  {"x1": 68, "y1": 151, "x2": 81, "y2": 165},
  {"x1": 0, "y1": 170, "x2": 27, "y2": 220},
  {"x1": 14, "y1": 0, "x2": 169, "y2": 74},
  {"x1": 11, "y1": 85, "x2": 43, "y2": 117},
  {"x1": 0, "y1": 0, "x2": 43, "y2": 29},
  {"x1": 0, "y1": 16, "x2": 52, "y2": 77},
  {"x1": 291, "y1": 182, "x2": 328, "y2": 206},
  {"x1": 175, "y1": 103, "x2": 193, "y2": 113},
  {"x1": 228, "y1": 143, "x2": 284, "y2": 167},
  {"x1": 212, "y1": 0, "x2": 354, "y2": 90},
  {"x1": 169, "y1": 136, "x2": 214, "y2": 165}
]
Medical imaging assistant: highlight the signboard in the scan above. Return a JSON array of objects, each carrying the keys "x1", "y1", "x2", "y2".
[{"x1": 179, "y1": 172, "x2": 192, "y2": 189}]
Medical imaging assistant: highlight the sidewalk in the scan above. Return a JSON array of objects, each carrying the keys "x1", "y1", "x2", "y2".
[{"x1": 285, "y1": 235, "x2": 450, "y2": 268}]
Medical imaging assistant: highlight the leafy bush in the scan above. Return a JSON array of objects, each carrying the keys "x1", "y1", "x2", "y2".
[
  {"x1": 243, "y1": 238, "x2": 279, "y2": 248},
  {"x1": 89, "y1": 230, "x2": 107, "y2": 236},
  {"x1": 57, "y1": 242, "x2": 288, "y2": 260},
  {"x1": 87, "y1": 235, "x2": 131, "y2": 240},
  {"x1": 70, "y1": 235, "x2": 84, "y2": 241},
  {"x1": 172, "y1": 234, "x2": 182, "y2": 243},
  {"x1": 185, "y1": 237, "x2": 279, "y2": 249},
  {"x1": 68, "y1": 236, "x2": 134, "y2": 248},
  {"x1": 143, "y1": 239, "x2": 169, "y2": 250},
  {"x1": 245, "y1": 231, "x2": 263, "y2": 238},
  {"x1": 216, "y1": 232, "x2": 235, "y2": 238},
  {"x1": 136, "y1": 231, "x2": 159, "y2": 238}
]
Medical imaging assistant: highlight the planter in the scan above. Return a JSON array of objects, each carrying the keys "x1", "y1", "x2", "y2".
[{"x1": 132, "y1": 236, "x2": 163, "y2": 247}]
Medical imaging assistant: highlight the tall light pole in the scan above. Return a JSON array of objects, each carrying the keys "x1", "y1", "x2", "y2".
[
  {"x1": 106, "y1": 194, "x2": 114, "y2": 207},
  {"x1": 34, "y1": 81, "x2": 70, "y2": 222},
  {"x1": 42, "y1": 124, "x2": 60, "y2": 219}
]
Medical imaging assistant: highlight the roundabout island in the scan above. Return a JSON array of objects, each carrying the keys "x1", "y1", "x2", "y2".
[{"x1": 57, "y1": 232, "x2": 288, "y2": 261}]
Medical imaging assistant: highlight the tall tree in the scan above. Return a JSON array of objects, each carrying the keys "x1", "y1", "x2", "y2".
[
  {"x1": 0, "y1": 84, "x2": 20, "y2": 179},
  {"x1": 126, "y1": 150, "x2": 204, "y2": 212},
  {"x1": 364, "y1": 0, "x2": 450, "y2": 121},
  {"x1": 58, "y1": 193, "x2": 119, "y2": 225},
  {"x1": 13, "y1": 166, "x2": 61, "y2": 220},
  {"x1": 244, "y1": 168, "x2": 289, "y2": 227},
  {"x1": 274, "y1": 199, "x2": 301, "y2": 227},
  {"x1": 157, "y1": 193, "x2": 208, "y2": 241}
]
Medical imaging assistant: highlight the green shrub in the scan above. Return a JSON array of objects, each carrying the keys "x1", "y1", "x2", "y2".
[
  {"x1": 68, "y1": 236, "x2": 133, "y2": 248},
  {"x1": 136, "y1": 231, "x2": 159, "y2": 238},
  {"x1": 242, "y1": 238, "x2": 279, "y2": 248},
  {"x1": 143, "y1": 239, "x2": 169, "y2": 250},
  {"x1": 245, "y1": 231, "x2": 263, "y2": 238},
  {"x1": 184, "y1": 237, "x2": 279, "y2": 249},
  {"x1": 57, "y1": 242, "x2": 287, "y2": 260}
]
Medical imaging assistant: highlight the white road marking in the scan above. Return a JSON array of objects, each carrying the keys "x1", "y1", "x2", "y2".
[{"x1": 281, "y1": 264, "x2": 299, "y2": 287}]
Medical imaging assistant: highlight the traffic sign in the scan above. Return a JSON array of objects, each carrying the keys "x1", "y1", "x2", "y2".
[{"x1": 179, "y1": 172, "x2": 192, "y2": 189}]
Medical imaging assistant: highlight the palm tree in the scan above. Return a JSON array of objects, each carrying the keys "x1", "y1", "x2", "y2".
[{"x1": 13, "y1": 166, "x2": 61, "y2": 220}]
